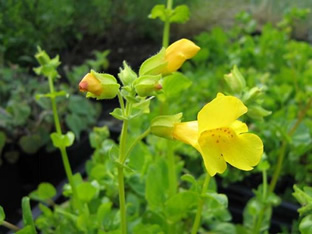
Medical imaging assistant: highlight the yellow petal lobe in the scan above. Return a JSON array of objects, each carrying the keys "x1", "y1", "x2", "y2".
[
  {"x1": 198, "y1": 93, "x2": 247, "y2": 133},
  {"x1": 165, "y1": 38, "x2": 200, "y2": 73},
  {"x1": 222, "y1": 133, "x2": 263, "y2": 170}
]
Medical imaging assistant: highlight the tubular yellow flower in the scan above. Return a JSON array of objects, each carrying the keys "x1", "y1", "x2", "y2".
[
  {"x1": 172, "y1": 93, "x2": 263, "y2": 176},
  {"x1": 165, "y1": 38, "x2": 200, "y2": 73}
]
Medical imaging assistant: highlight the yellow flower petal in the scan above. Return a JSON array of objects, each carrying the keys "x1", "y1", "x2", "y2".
[
  {"x1": 165, "y1": 38, "x2": 200, "y2": 73},
  {"x1": 198, "y1": 126, "x2": 263, "y2": 172},
  {"x1": 172, "y1": 121, "x2": 198, "y2": 147},
  {"x1": 230, "y1": 120, "x2": 248, "y2": 134},
  {"x1": 198, "y1": 131, "x2": 227, "y2": 176},
  {"x1": 197, "y1": 93, "x2": 247, "y2": 133},
  {"x1": 222, "y1": 133, "x2": 263, "y2": 170}
]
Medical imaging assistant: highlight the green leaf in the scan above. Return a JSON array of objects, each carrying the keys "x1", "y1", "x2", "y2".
[
  {"x1": 16, "y1": 225, "x2": 34, "y2": 234},
  {"x1": 21, "y1": 197, "x2": 36, "y2": 234},
  {"x1": 300, "y1": 214, "x2": 312, "y2": 234},
  {"x1": 96, "y1": 201, "x2": 112, "y2": 225},
  {"x1": 6, "y1": 101, "x2": 31, "y2": 126},
  {"x1": 65, "y1": 114, "x2": 86, "y2": 139},
  {"x1": 148, "y1": 5, "x2": 167, "y2": 22},
  {"x1": 145, "y1": 158, "x2": 169, "y2": 210},
  {"x1": 170, "y1": 5, "x2": 190, "y2": 23},
  {"x1": 165, "y1": 191, "x2": 199, "y2": 222},
  {"x1": 50, "y1": 131, "x2": 75, "y2": 149},
  {"x1": 0, "y1": 131, "x2": 6, "y2": 156},
  {"x1": 212, "y1": 222, "x2": 237, "y2": 234},
  {"x1": 181, "y1": 174, "x2": 199, "y2": 192},
  {"x1": 19, "y1": 134, "x2": 43, "y2": 154},
  {"x1": 110, "y1": 108, "x2": 127, "y2": 120},
  {"x1": 38, "y1": 183, "x2": 56, "y2": 200},
  {"x1": 0, "y1": 205, "x2": 5, "y2": 224},
  {"x1": 162, "y1": 72, "x2": 192, "y2": 99},
  {"x1": 89, "y1": 126, "x2": 110, "y2": 149},
  {"x1": 90, "y1": 164, "x2": 106, "y2": 180},
  {"x1": 130, "y1": 97, "x2": 152, "y2": 119},
  {"x1": 133, "y1": 223, "x2": 163, "y2": 234},
  {"x1": 139, "y1": 48, "x2": 167, "y2": 76},
  {"x1": 77, "y1": 182, "x2": 97, "y2": 203}
]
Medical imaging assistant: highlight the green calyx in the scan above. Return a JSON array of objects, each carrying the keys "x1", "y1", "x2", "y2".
[
  {"x1": 134, "y1": 74, "x2": 162, "y2": 97},
  {"x1": 151, "y1": 113, "x2": 183, "y2": 139},
  {"x1": 86, "y1": 70, "x2": 120, "y2": 100}
]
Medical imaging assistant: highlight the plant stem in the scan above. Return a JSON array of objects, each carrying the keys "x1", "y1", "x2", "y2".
[
  {"x1": 269, "y1": 97, "x2": 312, "y2": 193},
  {"x1": 191, "y1": 174, "x2": 211, "y2": 234},
  {"x1": 123, "y1": 128, "x2": 150, "y2": 163},
  {"x1": 48, "y1": 76, "x2": 77, "y2": 200},
  {"x1": 167, "y1": 141, "x2": 177, "y2": 197},
  {"x1": 1, "y1": 221, "x2": 20, "y2": 232},
  {"x1": 262, "y1": 170, "x2": 267, "y2": 200},
  {"x1": 162, "y1": 0, "x2": 174, "y2": 47},
  {"x1": 48, "y1": 76, "x2": 61, "y2": 134},
  {"x1": 118, "y1": 101, "x2": 131, "y2": 234},
  {"x1": 253, "y1": 169, "x2": 268, "y2": 234},
  {"x1": 60, "y1": 147, "x2": 78, "y2": 199}
]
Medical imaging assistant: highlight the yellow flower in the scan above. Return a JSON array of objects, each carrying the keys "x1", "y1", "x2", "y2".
[
  {"x1": 164, "y1": 38, "x2": 200, "y2": 74},
  {"x1": 172, "y1": 93, "x2": 263, "y2": 176}
]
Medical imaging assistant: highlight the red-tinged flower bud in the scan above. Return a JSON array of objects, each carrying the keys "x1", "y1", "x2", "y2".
[
  {"x1": 79, "y1": 70, "x2": 120, "y2": 100},
  {"x1": 134, "y1": 74, "x2": 162, "y2": 97}
]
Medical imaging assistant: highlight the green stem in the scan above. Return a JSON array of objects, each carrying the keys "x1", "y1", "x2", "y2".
[
  {"x1": 118, "y1": 101, "x2": 131, "y2": 234},
  {"x1": 117, "y1": 92, "x2": 125, "y2": 113},
  {"x1": 269, "y1": 97, "x2": 312, "y2": 193},
  {"x1": 162, "y1": 0, "x2": 174, "y2": 47},
  {"x1": 253, "y1": 169, "x2": 268, "y2": 234},
  {"x1": 48, "y1": 76, "x2": 77, "y2": 200},
  {"x1": 60, "y1": 147, "x2": 78, "y2": 199},
  {"x1": 262, "y1": 170, "x2": 267, "y2": 200},
  {"x1": 123, "y1": 128, "x2": 150, "y2": 164},
  {"x1": 118, "y1": 166, "x2": 127, "y2": 234},
  {"x1": 167, "y1": 141, "x2": 177, "y2": 197},
  {"x1": 268, "y1": 142, "x2": 286, "y2": 193},
  {"x1": 48, "y1": 76, "x2": 61, "y2": 134},
  {"x1": 191, "y1": 174, "x2": 211, "y2": 234},
  {"x1": 1, "y1": 221, "x2": 20, "y2": 232}
]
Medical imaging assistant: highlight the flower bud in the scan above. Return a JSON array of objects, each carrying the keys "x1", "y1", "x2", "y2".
[
  {"x1": 164, "y1": 38, "x2": 200, "y2": 74},
  {"x1": 150, "y1": 113, "x2": 183, "y2": 139},
  {"x1": 139, "y1": 39, "x2": 200, "y2": 76},
  {"x1": 243, "y1": 87, "x2": 262, "y2": 104},
  {"x1": 247, "y1": 105, "x2": 271, "y2": 120},
  {"x1": 134, "y1": 74, "x2": 162, "y2": 97},
  {"x1": 224, "y1": 65, "x2": 246, "y2": 94},
  {"x1": 118, "y1": 61, "x2": 137, "y2": 85},
  {"x1": 79, "y1": 70, "x2": 120, "y2": 99}
]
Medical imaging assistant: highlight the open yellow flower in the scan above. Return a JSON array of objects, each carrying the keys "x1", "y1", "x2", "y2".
[{"x1": 172, "y1": 93, "x2": 263, "y2": 176}]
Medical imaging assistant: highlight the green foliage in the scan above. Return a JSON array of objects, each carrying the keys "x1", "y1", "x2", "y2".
[
  {"x1": 50, "y1": 132, "x2": 75, "y2": 149},
  {"x1": 29, "y1": 183, "x2": 57, "y2": 202},
  {"x1": 22, "y1": 197, "x2": 37, "y2": 234},
  {"x1": 0, "y1": 205, "x2": 5, "y2": 224},
  {"x1": 149, "y1": 4, "x2": 190, "y2": 24}
]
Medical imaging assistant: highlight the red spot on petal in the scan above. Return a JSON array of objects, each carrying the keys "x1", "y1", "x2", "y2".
[{"x1": 216, "y1": 140, "x2": 219, "y2": 143}]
